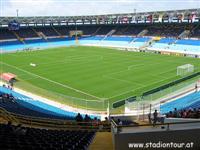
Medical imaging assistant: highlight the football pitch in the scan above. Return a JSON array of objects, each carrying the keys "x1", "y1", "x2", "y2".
[{"x1": 1, "y1": 46, "x2": 200, "y2": 111}]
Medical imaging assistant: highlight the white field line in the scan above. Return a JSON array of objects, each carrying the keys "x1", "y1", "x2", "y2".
[
  {"x1": 2, "y1": 49, "x2": 183, "y2": 102},
  {"x1": 0, "y1": 61, "x2": 102, "y2": 100},
  {"x1": 7, "y1": 54, "x2": 103, "y2": 69},
  {"x1": 10, "y1": 55, "x2": 104, "y2": 81},
  {"x1": 0, "y1": 81, "x2": 107, "y2": 118},
  {"x1": 108, "y1": 69, "x2": 180, "y2": 100},
  {"x1": 128, "y1": 64, "x2": 145, "y2": 70},
  {"x1": 103, "y1": 75, "x2": 133, "y2": 85},
  {"x1": 101, "y1": 61, "x2": 177, "y2": 99}
]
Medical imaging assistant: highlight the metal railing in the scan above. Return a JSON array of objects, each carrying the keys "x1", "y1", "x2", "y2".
[{"x1": 111, "y1": 119, "x2": 200, "y2": 133}]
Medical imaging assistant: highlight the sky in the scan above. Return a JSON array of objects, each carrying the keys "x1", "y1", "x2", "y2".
[{"x1": 0, "y1": 0, "x2": 200, "y2": 17}]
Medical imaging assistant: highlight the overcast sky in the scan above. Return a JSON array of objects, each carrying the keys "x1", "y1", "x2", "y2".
[{"x1": 1, "y1": 0, "x2": 200, "y2": 17}]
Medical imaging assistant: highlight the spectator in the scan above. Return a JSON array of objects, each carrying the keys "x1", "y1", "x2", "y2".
[
  {"x1": 173, "y1": 108, "x2": 179, "y2": 117},
  {"x1": 166, "y1": 108, "x2": 200, "y2": 119},
  {"x1": 13, "y1": 124, "x2": 27, "y2": 136},
  {"x1": 153, "y1": 110, "x2": 158, "y2": 126},
  {"x1": 84, "y1": 114, "x2": 91, "y2": 122},
  {"x1": 117, "y1": 119, "x2": 122, "y2": 125},
  {"x1": 75, "y1": 113, "x2": 83, "y2": 122}
]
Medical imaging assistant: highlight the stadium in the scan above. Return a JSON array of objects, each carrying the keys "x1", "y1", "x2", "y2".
[{"x1": 0, "y1": 1, "x2": 200, "y2": 150}]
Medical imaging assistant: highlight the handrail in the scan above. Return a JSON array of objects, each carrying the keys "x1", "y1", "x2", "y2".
[
  {"x1": 0, "y1": 107, "x2": 110, "y2": 131},
  {"x1": 0, "y1": 107, "x2": 19, "y2": 124},
  {"x1": 111, "y1": 119, "x2": 118, "y2": 127},
  {"x1": 112, "y1": 119, "x2": 200, "y2": 128}
]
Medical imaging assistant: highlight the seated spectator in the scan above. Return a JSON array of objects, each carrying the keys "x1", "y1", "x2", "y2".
[
  {"x1": 5, "y1": 121, "x2": 14, "y2": 133},
  {"x1": 173, "y1": 108, "x2": 179, "y2": 117},
  {"x1": 92, "y1": 117, "x2": 99, "y2": 126},
  {"x1": 75, "y1": 113, "x2": 83, "y2": 122},
  {"x1": 117, "y1": 119, "x2": 122, "y2": 125},
  {"x1": 166, "y1": 108, "x2": 200, "y2": 119},
  {"x1": 84, "y1": 114, "x2": 91, "y2": 122},
  {"x1": 13, "y1": 124, "x2": 27, "y2": 136}
]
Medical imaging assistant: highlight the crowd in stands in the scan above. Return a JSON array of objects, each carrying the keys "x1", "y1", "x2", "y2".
[
  {"x1": 166, "y1": 108, "x2": 200, "y2": 119},
  {"x1": 0, "y1": 93, "x2": 15, "y2": 103},
  {"x1": 75, "y1": 113, "x2": 110, "y2": 129}
]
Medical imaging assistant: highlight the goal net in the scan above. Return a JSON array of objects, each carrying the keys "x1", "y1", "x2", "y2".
[{"x1": 177, "y1": 64, "x2": 194, "y2": 76}]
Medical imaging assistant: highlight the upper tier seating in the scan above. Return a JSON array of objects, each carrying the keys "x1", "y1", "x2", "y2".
[
  {"x1": 146, "y1": 24, "x2": 186, "y2": 37},
  {"x1": 34, "y1": 27, "x2": 58, "y2": 36},
  {"x1": 14, "y1": 28, "x2": 38, "y2": 38},
  {"x1": 1, "y1": 23, "x2": 200, "y2": 40},
  {"x1": 0, "y1": 28, "x2": 16, "y2": 40},
  {"x1": 114, "y1": 25, "x2": 144, "y2": 36},
  {"x1": 95, "y1": 25, "x2": 116, "y2": 35},
  {"x1": 54, "y1": 26, "x2": 77, "y2": 36}
]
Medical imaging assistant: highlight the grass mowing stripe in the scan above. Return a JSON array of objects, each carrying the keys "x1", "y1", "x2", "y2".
[
  {"x1": 0, "y1": 61, "x2": 102, "y2": 100},
  {"x1": 1, "y1": 46, "x2": 200, "y2": 111}
]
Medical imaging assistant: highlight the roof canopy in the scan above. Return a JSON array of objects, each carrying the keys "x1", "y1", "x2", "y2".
[
  {"x1": 0, "y1": 8, "x2": 199, "y2": 26},
  {"x1": 0, "y1": 73, "x2": 17, "y2": 82}
]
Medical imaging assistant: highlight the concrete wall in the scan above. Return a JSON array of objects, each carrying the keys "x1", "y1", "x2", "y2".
[{"x1": 113, "y1": 128, "x2": 200, "y2": 150}]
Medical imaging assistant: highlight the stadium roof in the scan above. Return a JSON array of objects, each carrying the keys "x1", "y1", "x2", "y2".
[{"x1": 0, "y1": 8, "x2": 199, "y2": 25}]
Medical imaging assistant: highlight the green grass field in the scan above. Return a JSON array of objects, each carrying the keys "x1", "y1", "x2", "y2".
[{"x1": 1, "y1": 46, "x2": 200, "y2": 111}]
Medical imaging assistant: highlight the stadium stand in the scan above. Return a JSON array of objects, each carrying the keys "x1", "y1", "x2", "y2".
[
  {"x1": 160, "y1": 91, "x2": 200, "y2": 114},
  {"x1": 166, "y1": 108, "x2": 200, "y2": 119},
  {"x1": 0, "y1": 122, "x2": 95, "y2": 150},
  {"x1": 1, "y1": 23, "x2": 200, "y2": 44},
  {"x1": 1, "y1": 8, "x2": 200, "y2": 150},
  {"x1": 14, "y1": 28, "x2": 39, "y2": 39},
  {"x1": 0, "y1": 85, "x2": 101, "y2": 120},
  {"x1": 0, "y1": 28, "x2": 17, "y2": 40},
  {"x1": 34, "y1": 26, "x2": 59, "y2": 37},
  {"x1": 0, "y1": 92, "x2": 75, "y2": 120}
]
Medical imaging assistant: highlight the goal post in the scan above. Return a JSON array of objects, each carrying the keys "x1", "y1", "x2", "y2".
[{"x1": 177, "y1": 64, "x2": 194, "y2": 76}]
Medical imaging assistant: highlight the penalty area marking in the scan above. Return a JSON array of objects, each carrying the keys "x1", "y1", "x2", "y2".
[{"x1": 0, "y1": 61, "x2": 102, "y2": 100}]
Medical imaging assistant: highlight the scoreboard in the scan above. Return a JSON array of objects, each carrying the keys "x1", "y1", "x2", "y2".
[{"x1": 8, "y1": 20, "x2": 20, "y2": 30}]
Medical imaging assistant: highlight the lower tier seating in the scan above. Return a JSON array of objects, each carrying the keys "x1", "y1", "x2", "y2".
[{"x1": 0, "y1": 123, "x2": 95, "y2": 150}]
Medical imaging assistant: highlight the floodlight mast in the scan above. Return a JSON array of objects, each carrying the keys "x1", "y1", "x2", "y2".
[
  {"x1": 75, "y1": 24, "x2": 77, "y2": 39},
  {"x1": 16, "y1": 9, "x2": 19, "y2": 18}
]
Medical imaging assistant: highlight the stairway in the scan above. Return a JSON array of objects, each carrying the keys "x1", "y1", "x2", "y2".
[
  {"x1": 101, "y1": 29, "x2": 116, "y2": 41},
  {"x1": 0, "y1": 107, "x2": 19, "y2": 124},
  {"x1": 38, "y1": 32, "x2": 47, "y2": 40},
  {"x1": 178, "y1": 30, "x2": 190, "y2": 39},
  {"x1": 139, "y1": 38, "x2": 154, "y2": 49},
  {"x1": 129, "y1": 29, "x2": 148, "y2": 44},
  {"x1": 12, "y1": 31, "x2": 25, "y2": 44},
  {"x1": 137, "y1": 29, "x2": 148, "y2": 37},
  {"x1": 51, "y1": 26, "x2": 62, "y2": 37},
  {"x1": 92, "y1": 27, "x2": 102, "y2": 36},
  {"x1": 89, "y1": 132, "x2": 113, "y2": 150},
  {"x1": 31, "y1": 28, "x2": 47, "y2": 41}
]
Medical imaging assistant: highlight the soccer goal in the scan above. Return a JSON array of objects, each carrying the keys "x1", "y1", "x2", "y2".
[{"x1": 177, "y1": 64, "x2": 194, "y2": 76}]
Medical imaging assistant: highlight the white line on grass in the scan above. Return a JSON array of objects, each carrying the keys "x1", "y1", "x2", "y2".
[
  {"x1": 103, "y1": 75, "x2": 133, "y2": 84},
  {"x1": 107, "y1": 65, "x2": 178, "y2": 99},
  {"x1": 127, "y1": 64, "x2": 145, "y2": 70},
  {"x1": 9, "y1": 54, "x2": 103, "y2": 68},
  {"x1": 108, "y1": 72, "x2": 179, "y2": 100},
  {"x1": 0, "y1": 61, "x2": 102, "y2": 100}
]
